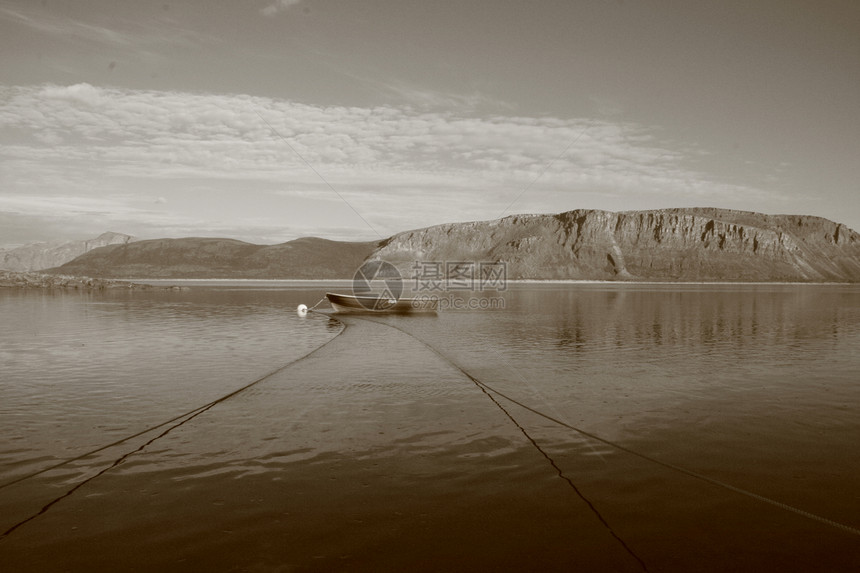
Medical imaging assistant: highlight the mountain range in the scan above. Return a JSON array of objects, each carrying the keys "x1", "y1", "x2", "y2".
[
  {"x1": 31, "y1": 208, "x2": 860, "y2": 282},
  {"x1": 0, "y1": 232, "x2": 135, "y2": 272}
]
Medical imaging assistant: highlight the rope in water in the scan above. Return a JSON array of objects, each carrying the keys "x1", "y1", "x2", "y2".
[
  {"x1": 335, "y1": 314, "x2": 648, "y2": 571},
  {"x1": 0, "y1": 313, "x2": 348, "y2": 538},
  {"x1": 366, "y1": 317, "x2": 860, "y2": 539},
  {"x1": 467, "y1": 350, "x2": 650, "y2": 571}
]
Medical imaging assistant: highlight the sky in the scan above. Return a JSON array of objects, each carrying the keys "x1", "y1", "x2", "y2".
[{"x1": 1, "y1": 0, "x2": 858, "y2": 247}]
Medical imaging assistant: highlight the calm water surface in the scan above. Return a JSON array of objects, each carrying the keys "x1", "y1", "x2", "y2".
[{"x1": 0, "y1": 283, "x2": 858, "y2": 572}]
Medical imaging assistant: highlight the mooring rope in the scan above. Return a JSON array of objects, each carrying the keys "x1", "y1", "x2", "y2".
[
  {"x1": 0, "y1": 315, "x2": 348, "y2": 539},
  {"x1": 469, "y1": 355, "x2": 650, "y2": 571},
  {"x1": 0, "y1": 403, "x2": 207, "y2": 493},
  {"x1": 338, "y1": 314, "x2": 649, "y2": 571},
  {"x1": 363, "y1": 316, "x2": 860, "y2": 539}
]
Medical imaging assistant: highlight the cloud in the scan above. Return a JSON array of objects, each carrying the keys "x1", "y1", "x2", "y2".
[
  {"x1": 0, "y1": 4, "x2": 215, "y2": 63},
  {"x1": 0, "y1": 194, "x2": 133, "y2": 216},
  {"x1": 0, "y1": 83, "x2": 781, "y2": 244},
  {"x1": 0, "y1": 85, "x2": 755, "y2": 204},
  {"x1": 373, "y1": 81, "x2": 513, "y2": 113},
  {"x1": 40, "y1": 83, "x2": 104, "y2": 106},
  {"x1": 260, "y1": 0, "x2": 302, "y2": 17}
]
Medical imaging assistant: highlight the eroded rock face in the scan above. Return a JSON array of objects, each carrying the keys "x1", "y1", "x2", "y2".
[{"x1": 373, "y1": 208, "x2": 860, "y2": 281}]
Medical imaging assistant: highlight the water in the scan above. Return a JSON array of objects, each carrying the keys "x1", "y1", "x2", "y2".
[{"x1": 0, "y1": 283, "x2": 858, "y2": 571}]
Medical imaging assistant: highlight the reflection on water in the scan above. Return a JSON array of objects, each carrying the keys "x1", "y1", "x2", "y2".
[
  {"x1": 495, "y1": 283, "x2": 854, "y2": 349},
  {"x1": 402, "y1": 285, "x2": 859, "y2": 432},
  {"x1": 0, "y1": 287, "x2": 340, "y2": 480},
  {"x1": 0, "y1": 283, "x2": 858, "y2": 572}
]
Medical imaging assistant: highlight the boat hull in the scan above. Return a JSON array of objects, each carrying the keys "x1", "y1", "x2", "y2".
[{"x1": 326, "y1": 292, "x2": 437, "y2": 313}]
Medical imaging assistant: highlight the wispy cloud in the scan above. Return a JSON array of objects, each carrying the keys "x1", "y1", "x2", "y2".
[
  {"x1": 260, "y1": 0, "x2": 303, "y2": 17},
  {"x1": 0, "y1": 83, "x2": 780, "y2": 244},
  {"x1": 375, "y1": 81, "x2": 513, "y2": 113},
  {"x1": 0, "y1": 4, "x2": 214, "y2": 59}
]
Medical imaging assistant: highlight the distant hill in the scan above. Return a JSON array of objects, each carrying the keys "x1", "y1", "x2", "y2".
[
  {"x1": 0, "y1": 232, "x2": 135, "y2": 272},
  {"x1": 48, "y1": 236, "x2": 379, "y2": 279},
  {"x1": 45, "y1": 209, "x2": 860, "y2": 282}
]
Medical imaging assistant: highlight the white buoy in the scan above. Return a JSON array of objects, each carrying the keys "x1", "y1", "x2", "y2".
[{"x1": 297, "y1": 303, "x2": 308, "y2": 317}]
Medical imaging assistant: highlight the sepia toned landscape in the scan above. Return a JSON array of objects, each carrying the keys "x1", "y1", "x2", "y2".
[{"x1": 2, "y1": 1, "x2": 858, "y2": 572}]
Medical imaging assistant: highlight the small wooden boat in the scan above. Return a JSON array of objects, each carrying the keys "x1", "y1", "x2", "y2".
[{"x1": 326, "y1": 292, "x2": 438, "y2": 313}]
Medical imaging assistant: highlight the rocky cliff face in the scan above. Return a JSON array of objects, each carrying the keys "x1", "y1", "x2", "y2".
[
  {"x1": 373, "y1": 208, "x2": 860, "y2": 282},
  {"x1": 0, "y1": 232, "x2": 135, "y2": 272}
]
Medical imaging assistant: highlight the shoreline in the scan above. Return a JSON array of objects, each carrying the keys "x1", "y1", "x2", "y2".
[
  {"x1": 0, "y1": 271, "x2": 187, "y2": 290},
  {"x1": 3, "y1": 271, "x2": 857, "y2": 289},
  {"x1": 135, "y1": 278, "x2": 857, "y2": 286}
]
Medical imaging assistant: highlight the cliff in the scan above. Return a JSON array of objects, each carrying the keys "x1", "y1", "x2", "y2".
[
  {"x1": 0, "y1": 232, "x2": 135, "y2": 272},
  {"x1": 48, "y1": 236, "x2": 379, "y2": 279},
  {"x1": 374, "y1": 208, "x2": 860, "y2": 282}
]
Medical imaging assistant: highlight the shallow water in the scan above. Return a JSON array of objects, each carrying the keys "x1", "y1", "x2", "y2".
[{"x1": 0, "y1": 283, "x2": 858, "y2": 571}]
